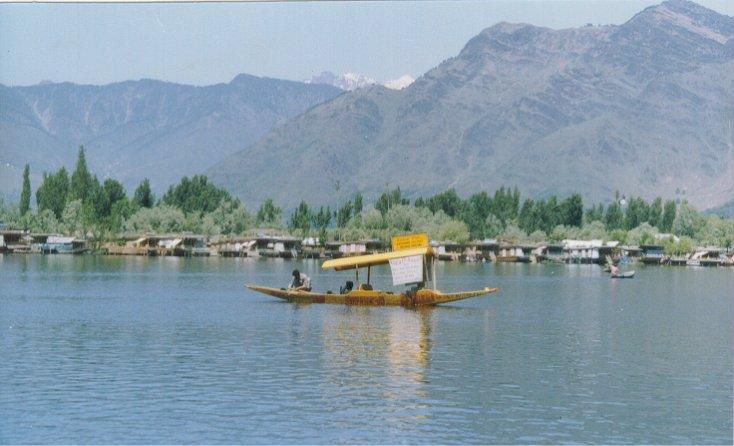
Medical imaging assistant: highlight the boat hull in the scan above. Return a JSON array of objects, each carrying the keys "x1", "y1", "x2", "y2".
[
  {"x1": 245, "y1": 284, "x2": 498, "y2": 307},
  {"x1": 611, "y1": 271, "x2": 635, "y2": 279}
]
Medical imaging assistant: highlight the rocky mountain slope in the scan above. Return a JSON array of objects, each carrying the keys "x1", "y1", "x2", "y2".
[
  {"x1": 209, "y1": 0, "x2": 734, "y2": 210},
  {"x1": 0, "y1": 75, "x2": 341, "y2": 197}
]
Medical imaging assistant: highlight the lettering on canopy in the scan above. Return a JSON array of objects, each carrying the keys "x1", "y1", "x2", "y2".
[
  {"x1": 391, "y1": 233, "x2": 429, "y2": 251},
  {"x1": 389, "y1": 255, "x2": 424, "y2": 286}
]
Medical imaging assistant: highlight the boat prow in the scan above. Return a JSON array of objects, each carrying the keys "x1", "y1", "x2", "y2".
[{"x1": 245, "y1": 284, "x2": 498, "y2": 307}]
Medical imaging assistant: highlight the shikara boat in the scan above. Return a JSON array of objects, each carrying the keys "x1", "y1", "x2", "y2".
[
  {"x1": 246, "y1": 234, "x2": 498, "y2": 307},
  {"x1": 611, "y1": 270, "x2": 635, "y2": 279}
]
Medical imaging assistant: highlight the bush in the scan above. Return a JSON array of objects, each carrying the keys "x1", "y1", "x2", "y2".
[
  {"x1": 436, "y1": 220, "x2": 470, "y2": 244},
  {"x1": 663, "y1": 236, "x2": 695, "y2": 256},
  {"x1": 626, "y1": 223, "x2": 659, "y2": 246},
  {"x1": 124, "y1": 205, "x2": 188, "y2": 234}
]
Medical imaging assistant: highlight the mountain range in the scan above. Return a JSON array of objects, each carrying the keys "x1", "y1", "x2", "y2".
[
  {"x1": 209, "y1": 0, "x2": 734, "y2": 211},
  {"x1": 0, "y1": 75, "x2": 341, "y2": 198},
  {"x1": 1, "y1": 0, "x2": 732, "y2": 213}
]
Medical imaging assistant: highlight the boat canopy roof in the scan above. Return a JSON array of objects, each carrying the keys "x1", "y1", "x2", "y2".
[{"x1": 322, "y1": 246, "x2": 433, "y2": 271}]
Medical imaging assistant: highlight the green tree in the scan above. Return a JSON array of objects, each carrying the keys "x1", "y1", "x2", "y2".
[
  {"x1": 436, "y1": 220, "x2": 470, "y2": 244},
  {"x1": 133, "y1": 179, "x2": 155, "y2": 208},
  {"x1": 353, "y1": 193, "x2": 363, "y2": 215},
  {"x1": 663, "y1": 236, "x2": 695, "y2": 256},
  {"x1": 460, "y1": 192, "x2": 492, "y2": 239},
  {"x1": 604, "y1": 200, "x2": 624, "y2": 231},
  {"x1": 289, "y1": 201, "x2": 311, "y2": 236},
  {"x1": 484, "y1": 214, "x2": 504, "y2": 238},
  {"x1": 311, "y1": 206, "x2": 332, "y2": 243},
  {"x1": 162, "y1": 175, "x2": 231, "y2": 214},
  {"x1": 661, "y1": 200, "x2": 676, "y2": 232},
  {"x1": 36, "y1": 168, "x2": 70, "y2": 219},
  {"x1": 585, "y1": 203, "x2": 605, "y2": 223},
  {"x1": 20, "y1": 209, "x2": 60, "y2": 234},
  {"x1": 537, "y1": 196, "x2": 559, "y2": 234},
  {"x1": 648, "y1": 197, "x2": 663, "y2": 228},
  {"x1": 61, "y1": 199, "x2": 86, "y2": 237},
  {"x1": 627, "y1": 223, "x2": 659, "y2": 246},
  {"x1": 426, "y1": 189, "x2": 462, "y2": 217},
  {"x1": 336, "y1": 201, "x2": 353, "y2": 228},
  {"x1": 499, "y1": 224, "x2": 527, "y2": 244},
  {"x1": 70, "y1": 146, "x2": 93, "y2": 203},
  {"x1": 673, "y1": 201, "x2": 704, "y2": 238},
  {"x1": 491, "y1": 186, "x2": 518, "y2": 223},
  {"x1": 375, "y1": 187, "x2": 408, "y2": 216},
  {"x1": 624, "y1": 197, "x2": 649, "y2": 230},
  {"x1": 124, "y1": 205, "x2": 188, "y2": 233},
  {"x1": 19, "y1": 164, "x2": 31, "y2": 216},
  {"x1": 256, "y1": 198, "x2": 282, "y2": 227},
  {"x1": 103, "y1": 179, "x2": 126, "y2": 206},
  {"x1": 518, "y1": 198, "x2": 536, "y2": 233},
  {"x1": 84, "y1": 176, "x2": 108, "y2": 222},
  {"x1": 108, "y1": 198, "x2": 139, "y2": 234},
  {"x1": 560, "y1": 193, "x2": 584, "y2": 227},
  {"x1": 203, "y1": 200, "x2": 251, "y2": 235}
]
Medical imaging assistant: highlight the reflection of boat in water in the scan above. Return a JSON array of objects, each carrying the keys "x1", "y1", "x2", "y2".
[{"x1": 246, "y1": 233, "x2": 498, "y2": 307}]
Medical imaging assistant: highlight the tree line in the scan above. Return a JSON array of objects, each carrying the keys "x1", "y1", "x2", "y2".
[{"x1": 2, "y1": 147, "x2": 733, "y2": 253}]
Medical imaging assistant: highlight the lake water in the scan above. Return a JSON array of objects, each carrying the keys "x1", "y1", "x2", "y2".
[{"x1": 0, "y1": 255, "x2": 731, "y2": 444}]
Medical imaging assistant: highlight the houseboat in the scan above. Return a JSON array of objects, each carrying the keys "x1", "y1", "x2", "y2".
[
  {"x1": 469, "y1": 239, "x2": 499, "y2": 262},
  {"x1": 254, "y1": 235, "x2": 301, "y2": 258},
  {"x1": 495, "y1": 244, "x2": 533, "y2": 263},
  {"x1": 32, "y1": 235, "x2": 86, "y2": 254},
  {"x1": 301, "y1": 237, "x2": 324, "y2": 259},
  {"x1": 640, "y1": 244, "x2": 667, "y2": 265},
  {"x1": 324, "y1": 239, "x2": 384, "y2": 258},
  {"x1": 431, "y1": 241, "x2": 466, "y2": 261},
  {"x1": 213, "y1": 237, "x2": 256, "y2": 257},
  {"x1": 563, "y1": 240, "x2": 616, "y2": 265}
]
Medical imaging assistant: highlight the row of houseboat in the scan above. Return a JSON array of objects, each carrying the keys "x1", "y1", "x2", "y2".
[{"x1": 2, "y1": 230, "x2": 733, "y2": 266}]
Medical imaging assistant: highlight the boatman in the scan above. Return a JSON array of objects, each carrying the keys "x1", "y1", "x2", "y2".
[
  {"x1": 610, "y1": 261, "x2": 620, "y2": 277},
  {"x1": 289, "y1": 269, "x2": 311, "y2": 291}
]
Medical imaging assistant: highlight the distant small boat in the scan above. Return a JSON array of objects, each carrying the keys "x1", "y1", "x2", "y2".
[{"x1": 611, "y1": 271, "x2": 635, "y2": 279}]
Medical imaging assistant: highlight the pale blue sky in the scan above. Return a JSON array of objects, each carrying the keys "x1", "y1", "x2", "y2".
[{"x1": 1, "y1": 1, "x2": 732, "y2": 87}]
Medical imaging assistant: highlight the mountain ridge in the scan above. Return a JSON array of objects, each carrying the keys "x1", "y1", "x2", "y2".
[
  {"x1": 0, "y1": 74, "x2": 343, "y2": 198},
  {"x1": 208, "y1": 0, "x2": 734, "y2": 210}
]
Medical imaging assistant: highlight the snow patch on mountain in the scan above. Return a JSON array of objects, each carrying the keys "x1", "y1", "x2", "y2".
[
  {"x1": 384, "y1": 75, "x2": 415, "y2": 90},
  {"x1": 307, "y1": 71, "x2": 414, "y2": 90}
]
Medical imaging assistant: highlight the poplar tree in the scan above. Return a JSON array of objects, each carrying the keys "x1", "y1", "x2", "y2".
[
  {"x1": 70, "y1": 146, "x2": 92, "y2": 203},
  {"x1": 20, "y1": 164, "x2": 31, "y2": 216}
]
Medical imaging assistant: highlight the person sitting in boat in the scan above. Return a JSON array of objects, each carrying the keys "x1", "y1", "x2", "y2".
[
  {"x1": 339, "y1": 280, "x2": 354, "y2": 294},
  {"x1": 610, "y1": 261, "x2": 620, "y2": 277},
  {"x1": 289, "y1": 269, "x2": 311, "y2": 291}
]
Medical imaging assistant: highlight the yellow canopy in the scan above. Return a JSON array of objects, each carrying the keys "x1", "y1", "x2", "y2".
[{"x1": 321, "y1": 246, "x2": 433, "y2": 271}]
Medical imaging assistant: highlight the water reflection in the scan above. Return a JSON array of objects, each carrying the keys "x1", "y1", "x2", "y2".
[{"x1": 0, "y1": 256, "x2": 731, "y2": 444}]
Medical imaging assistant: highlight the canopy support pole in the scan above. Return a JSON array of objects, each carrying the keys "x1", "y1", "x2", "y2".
[
  {"x1": 432, "y1": 257, "x2": 437, "y2": 290},
  {"x1": 355, "y1": 266, "x2": 359, "y2": 284},
  {"x1": 367, "y1": 266, "x2": 371, "y2": 285}
]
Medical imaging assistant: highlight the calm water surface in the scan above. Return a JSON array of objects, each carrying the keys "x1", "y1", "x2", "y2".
[{"x1": 0, "y1": 255, "x2": 731, "y2": 444}]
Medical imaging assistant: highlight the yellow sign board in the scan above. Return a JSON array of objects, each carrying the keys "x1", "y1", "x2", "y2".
[{"x1": 391, "y1": 233, "x2": 429, "y2": 251}]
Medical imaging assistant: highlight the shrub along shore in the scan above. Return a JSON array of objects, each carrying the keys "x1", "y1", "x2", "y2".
[{"x1": 2, "y1": 146, "x2": 733, "y2": 258}]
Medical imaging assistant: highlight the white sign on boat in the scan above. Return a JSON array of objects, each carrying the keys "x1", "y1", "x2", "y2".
[{"x1": 389, "y1": 255, "x2": 424, "y2": 285}]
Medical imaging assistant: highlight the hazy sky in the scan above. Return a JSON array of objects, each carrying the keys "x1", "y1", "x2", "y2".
[{"x1": 1, "y1": 1, "x2": 732, "y2": 87}]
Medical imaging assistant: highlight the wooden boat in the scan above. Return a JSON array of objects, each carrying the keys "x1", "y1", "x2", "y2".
[
  {"x1": 611, "y1": 270, "x2": 635, "y2": 279},
  {"x1": 245, "y1": 284, "x2": 497, "y2": 306},
  {"x1": 246, "y1": 233, "x2": 498, "y2": 307}
]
